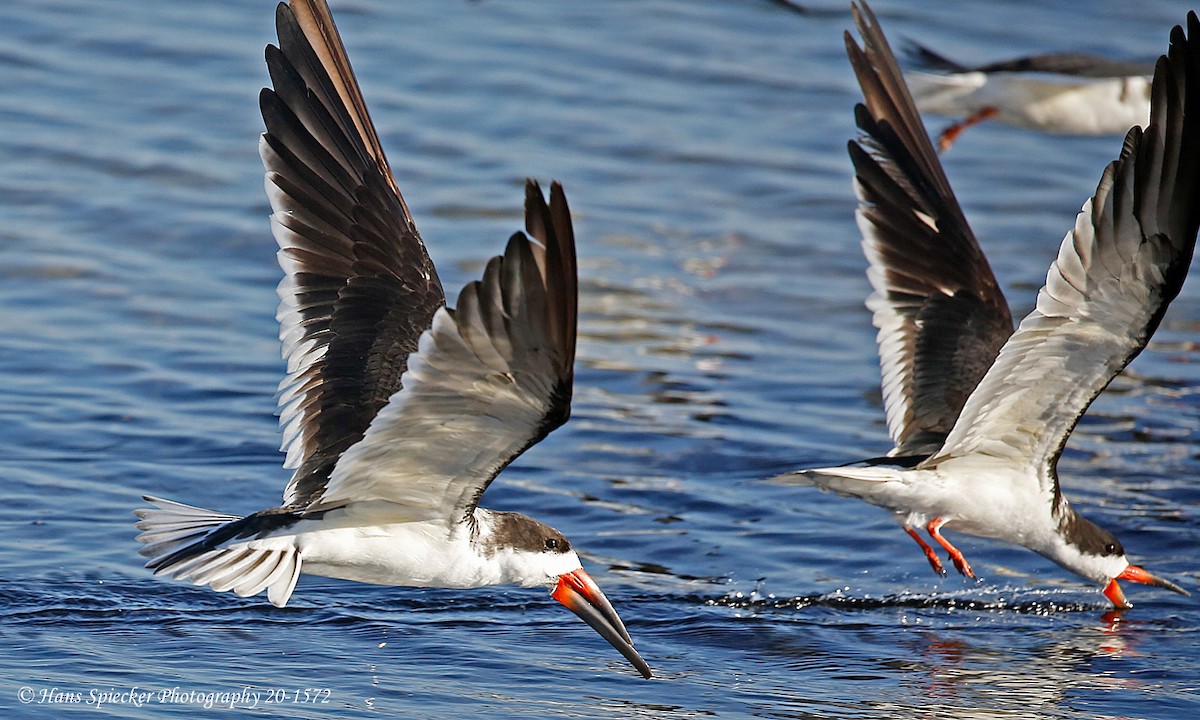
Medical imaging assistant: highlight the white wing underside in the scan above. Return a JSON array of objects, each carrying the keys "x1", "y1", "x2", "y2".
[
  {"x1": 306, "y1": 210, "x2": 576, "y2": 525},
  {"x1": 931, "y1": 198, "x2": 1173, "y2": 472},
  {"x1": 853, "y1": 4, "x2": 1199, "y2": 498},
  {"x1": 929, "y1": 70, "x2": 1196, "y2": 482},
  {"x1": 312, "y1": 302, "x2": 560, "y2": 520}
]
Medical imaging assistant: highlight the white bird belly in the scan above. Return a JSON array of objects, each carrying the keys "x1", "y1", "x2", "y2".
[
  {"x1": 796, "y1": 461, "x2": 1056, "y2": 546},
  {"x1": 279, "y1": 511, "x2": 502, "y2": 589},
  {"x1": 917, "y1": 458, "x2": 1058, "y2": 546}
]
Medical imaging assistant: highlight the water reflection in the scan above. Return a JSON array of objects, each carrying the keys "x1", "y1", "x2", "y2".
[
  {"x1": 690, "y1": 586, "x2": 1173, "y2": 718},
  {"x1": 886, "y1": 617, "x2": 1149, "y2": 717}
]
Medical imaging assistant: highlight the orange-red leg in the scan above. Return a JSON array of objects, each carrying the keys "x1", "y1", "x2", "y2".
[
  {"x1": 927, "y1": 517, "x2": 974, "y2": 578},
  {"x1": 905, "y1": 526, "x2": 946, "y2": 575},
  {"x1": 937, "y1": 106, "x2": 1000, "y2": 153}
]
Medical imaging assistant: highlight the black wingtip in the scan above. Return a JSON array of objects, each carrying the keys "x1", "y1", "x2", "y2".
[
  {"x1": 902, "y1": 39, "x2": 969, "y2": 73},
  {"x1": 520, "y1": 179, "x2": 577, "y2": 385},
  {"x1": 274, "y1": 1, "x2": 294, "y2": 36},
  {"x1": 523, "y1": 178, "x2": 550, "y2": 244}
]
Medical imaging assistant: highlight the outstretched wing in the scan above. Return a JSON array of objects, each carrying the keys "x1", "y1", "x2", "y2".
[
  {"x1": 308, "y1": 182, "x2": 578, "y2": 526},
  {"x1": 846, "y1": 2, "x2": 1014, "y2": 456},
  {"x1": 928, "y1": 14, "x2": 1200, "y2": 493},
  {"x1": 260, "y1": 0, "x2": 445, "y2": 508},
  {"x1": 906, "y1": 42, "x2": 1154, "y2": 80}
]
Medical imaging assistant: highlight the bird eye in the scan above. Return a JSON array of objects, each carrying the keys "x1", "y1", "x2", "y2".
[
  {"x1": 545, "y1": 538, "x2": 559, "y2": 551},
  {"x1": 1105, "y1": 543, "x2": 1117, "y2": 554}
]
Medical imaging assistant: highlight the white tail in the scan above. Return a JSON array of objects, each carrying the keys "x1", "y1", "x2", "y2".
[
  {"x1": 773, "y1": 465, "x2": 921, "y2": 511},
  {"x1": 135, "y1": 496, "x2": 303, "y2": 608}
]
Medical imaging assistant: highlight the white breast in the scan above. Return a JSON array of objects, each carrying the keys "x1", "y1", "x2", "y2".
[{"x1": 284, "y1": 504, "x2": 501, "y2": 589}]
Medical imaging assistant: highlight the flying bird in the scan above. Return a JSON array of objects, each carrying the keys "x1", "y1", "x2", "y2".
[
  {"x1": 776, "y1": 2, "x2": 1198, "y2": 609},
  {"x1": 135, "y1": 0, "x2": 651, "y2": 678},
  {"x1": 904, "y1": 41, "x2": 1153, "y2": 151}
]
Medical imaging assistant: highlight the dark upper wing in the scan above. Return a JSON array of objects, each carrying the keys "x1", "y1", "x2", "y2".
[
  {"x1": 846, "y1": 2, "x2": 1014, "y2": 456},
  {"x1": 260, "y1": 0, "x2": 445, "y2": 508},
  {"x1": 929, "y1": 14, "x2": 1200, "y2": 491},
  {"x1": 308, "y1": 182, "x2": 578, "y2": 525},
  {"x1": 975, "y1": 54, "x2": 1154, "y2": 79},
  {"x1": 906, "y1": 42, "x2": 1154, "y2": 79}
]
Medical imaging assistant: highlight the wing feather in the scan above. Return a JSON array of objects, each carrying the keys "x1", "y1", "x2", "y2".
[
  {"x1": 309, "y1": 183, "x2": 578, "y2": 525},
  {"x1": 929, "y1": 15, "x2": 1200, "y2": 488},
  {"x1": 260, "y1": 1, "x2": 445, "y2": 508},
  {"x1": 847, "y1": 2, "x2": 1013, "y2": 455}
]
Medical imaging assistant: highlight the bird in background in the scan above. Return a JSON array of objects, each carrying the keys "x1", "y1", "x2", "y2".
[
  {"x1": 776, "y1": 1, "x2": 1198, "y2": 609},
  {"x1": 135, "y1": 0, "x2": 651, "y2": 678},
  {"x1": 904, "y1": 40, "x2": 1153, "y2": 151}
]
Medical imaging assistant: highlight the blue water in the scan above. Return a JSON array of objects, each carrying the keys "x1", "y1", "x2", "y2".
[{"x1": 2, "y1": 0, "x2": 1198, "y2": 717}]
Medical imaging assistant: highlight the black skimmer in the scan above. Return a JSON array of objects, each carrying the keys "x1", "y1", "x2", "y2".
[
  {"x1": 904, "y1": 41, "x2": 1153, "y2": 151},
  {"x1": 134, "y1": 0, "x2": 652, "y2": 678},
  {"x1": 776, "y1": 2, "x2": 1199, "y2": 609}
]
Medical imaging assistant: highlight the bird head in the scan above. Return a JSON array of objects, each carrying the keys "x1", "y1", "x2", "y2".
[
  {"x1": 1051, "y1": 511, "x2": 1189, "y2": 609},
  {"x1": 487, "y1": 511, "x2": 653, "y2": 678}
]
